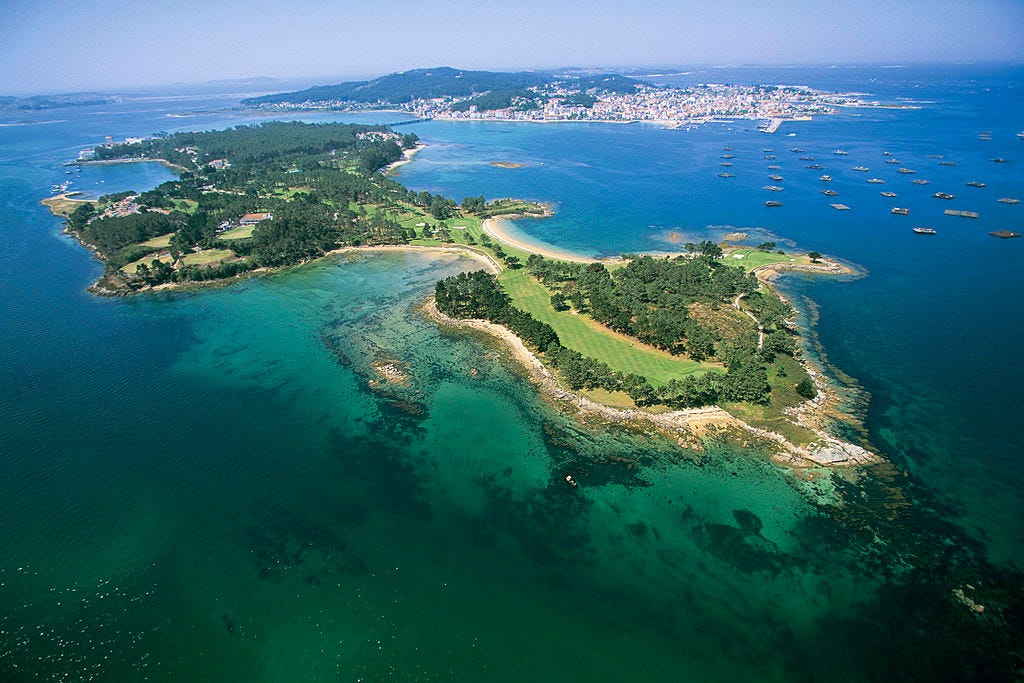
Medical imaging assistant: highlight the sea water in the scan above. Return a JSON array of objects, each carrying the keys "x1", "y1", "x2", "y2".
[{"x1": 1, "y1": 67, "x2": 1022, "y2": 679}]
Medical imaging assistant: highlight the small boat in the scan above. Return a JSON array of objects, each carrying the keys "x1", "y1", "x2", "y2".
[
  {"x1": 820, "y1": 174, "x2": 832, "y2": 181},
  {"x1": 834, "y1": 150, "x2": 849, "y2": 155},
  {"x1": 911, "y1": 179, "x2": 929, "y2": 185},
  {"x1": 764, "y1": 185, "x2": 784, "y2": 192},
  {"x1": 991, "y1": 158, "x2": 1010, "y2": 163},
  {"x1": 765, "y1": 200, "x2": 783, "y2": 207},
  {"x1": 867, "y1": 178, "x2": 886, "y2": 184},
  {"x1": 790, "y1": 148, "x2": 804, "y2": 153},
  {"x1": 880, "y1": 191, "x2": 898, "y2": 197},
  {"x1": 897, "y1": 168, "x2": 916, "y2": 174},
  {"x1": 933, "y1": 192, "x2": 955, "y2": 200},
  {"x1": 886, "y1": 159, "x2": 901, "y2": 164},
  {"x1": 799, "y1": 156, "x2": 815, "y2": 161},
  {"x1": 565, "y1": 475, "x2": 578, "y2": 487},
  {"x1": 764, "y1": 155, "x2": 776, "y2": 160},
  {"x1": 830, "y1": 203, "x2": 850, "y2": 210},
  {"x1": 945, "y1": 209, "x2": 979, "y2": 218},
  {"x1": 997, "y1": 197, "x2": 1020, "y2": 204},
  {"x1": 979, "y1": 133, "x2": 993, "y2": 141},
  {"x1": 769, "y1": 174, "x2": 783, "y2": 181},
  {"x1": 966, "y1": 181, "x2": 986, "y2": 188},
  {"x1": 721, "y1": 154, "x2": 735, "y2": 159},
  {"x1": 717, "y1": 172, "x2": 735, "y2": 178},
  {"x1": 927, "y1": 154, "x2": 944, "y2": 159},
  {"x1": 891, "y1": 207, "x2": 909, "y2": 215},
  {"x1": 938, "y1": 161, "x2": 957, "y2": 167},
  {"x1": 989, "y1": 230, "x2": 1020, "y2": 238},
  {"x1": 762, "y1": 148, "x2": 773, "y2": 153},
  {"x1": 882, "y1": 151, "x2": 894, "y2": 156},
  {"x1": 821, "y1": 189, "x2": 839, "y2": 196},
  {"x1": 913, "y1": 227, "x2": 936, "y2": 234},
  {"x1": 767, "y1": 164, "x2": 782, "y2": 170},
  {"x1": 723, "y1": 146, "x2": 734, "y2": 151},
  {"x1": 853, "y1": 166, "x2": 869, "y2": 172},
  {"x1": 806, "y1": 163, "x2": 823, "y2": 170},
  {"x1": 720, "y1": 162, "x2": 734, "y2": 167}
]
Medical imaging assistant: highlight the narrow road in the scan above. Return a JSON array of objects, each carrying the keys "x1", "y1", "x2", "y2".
[{"x1": 734, "y1": 293, "x2": 765, "y2": 349}]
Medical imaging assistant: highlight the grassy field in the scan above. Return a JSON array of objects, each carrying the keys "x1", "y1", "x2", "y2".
[
  {"x1": 498, "y1": 268, "x2": 712, "y2": 386},
  {"x1": 123, "y1": 254, "x2": 173, "y2": 275},
  {"x1": 40, "y1": 194, "x2": 89, "y2": 218},
  {"x1": 141, "y1": 233, "x2": 173, "y2": 248},
  {"x1": 219, "y1": 225, "x2": 255, "y2": 240},
  {"x1": 722, "y1": 248, "x2": 809, "y2": 272},
  {"x1": 122, "y1": 248, "x2": 235, "y2": 275}
]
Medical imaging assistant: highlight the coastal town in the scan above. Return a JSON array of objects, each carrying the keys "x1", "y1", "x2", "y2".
[
  {"x1": 248, "y1": 73, "x2": 875, "y2": 128},
  {"x1": 408, "y1": 82, "x2": 862, "y2": 125}
]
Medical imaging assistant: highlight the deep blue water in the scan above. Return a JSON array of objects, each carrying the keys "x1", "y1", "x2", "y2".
[{"x1": 1, "y1": 67, "x2": 1022, "y2": 679}]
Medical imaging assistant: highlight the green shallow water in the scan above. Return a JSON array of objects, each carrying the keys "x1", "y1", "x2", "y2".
[{"x1": 2, "y1": 250, "x2": 905, "y2": 680}]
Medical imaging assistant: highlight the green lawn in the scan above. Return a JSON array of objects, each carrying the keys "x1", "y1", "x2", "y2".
[
  {"x1": 219, "y1": 225, "x2": 255, "y2": 240},
  {"x1": 140, "y1": 233, "x2": 173, "y2": 248},
  {"x1": 122, "y1": 248, "x2": 235, "y2": 275},
  {"x1": 498, "y1": 268, "x2": 712, "y2": 386},
  {"x1": 721, "y1": 248, "x2": 807, "y2": 272}
]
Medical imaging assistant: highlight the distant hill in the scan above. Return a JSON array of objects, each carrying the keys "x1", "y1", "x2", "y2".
[
  {"x1": 241, "y1": 67, "x2": 646, "y2": 107},
  {"x1": 0, "y1": 93, "x2": 114, "y2": 111}
]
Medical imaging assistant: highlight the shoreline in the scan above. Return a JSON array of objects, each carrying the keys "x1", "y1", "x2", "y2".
[
  {"x1": 482, "y1": 217, "x2": 617, "y2": 264},
  {"x1": 78, "y1": 157, "x2": 190, "y2": 173},
  {"x1": 44, "y1": 184, "x2": 875, "y2": 468},
  {"x1": 424, "y1": 297, "x2": 877, "y2": 468},
  {"x1": 384, "y1": 143, "x2": 426, "y2": 175}
]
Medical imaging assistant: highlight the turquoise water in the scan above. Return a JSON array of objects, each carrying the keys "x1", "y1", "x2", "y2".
[{"x1": 1, "y1": 70, "x2": 1022, "y2": 679}]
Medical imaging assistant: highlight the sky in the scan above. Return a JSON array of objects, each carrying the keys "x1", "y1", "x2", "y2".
[{"x1": 2, "y1": 0, "x2": 1023, "y2": 94}]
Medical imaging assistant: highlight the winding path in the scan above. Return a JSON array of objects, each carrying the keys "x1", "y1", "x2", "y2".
[{"x1": 733, "y1": 293, "x2": 765, "y2": 349}]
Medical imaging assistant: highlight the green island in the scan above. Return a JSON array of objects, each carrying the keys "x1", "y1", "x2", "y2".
[{"x1": 43, "y1": 121, "x2": 871, "y2": 468}]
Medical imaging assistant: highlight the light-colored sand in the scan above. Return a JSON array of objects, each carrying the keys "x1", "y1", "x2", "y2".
[
  {"x1": 384, "y1": 144, "x2": 426, "y2": 175},
  {"x1": 482, "y1": 218, "x2": 612, "y2": 263}
]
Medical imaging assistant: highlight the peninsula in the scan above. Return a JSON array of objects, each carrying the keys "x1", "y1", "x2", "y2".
[
  {"x1": 241, "y1": 66, "x2": 878, "y2": 128},
  {"x1": 43, "y1": 121, "x2": 872, "y2": 468}
]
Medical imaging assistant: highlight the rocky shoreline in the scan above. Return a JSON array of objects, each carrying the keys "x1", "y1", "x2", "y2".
[{"x1": 423, "y1": 298, "x2": 878, "y2": 469}]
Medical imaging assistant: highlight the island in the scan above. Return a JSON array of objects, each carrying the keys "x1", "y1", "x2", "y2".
[{"x1": 43, "y1": 121, "x2": 873, "y2": 469}]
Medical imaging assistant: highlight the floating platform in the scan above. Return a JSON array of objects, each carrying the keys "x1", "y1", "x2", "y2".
[
  {"x1": 945, "y1": 209, "x2": 979, "y2": 218},
  {"x1": 821, "y1": 189, "x2": 839, "y2": 196},
  {"x1": 891, "y1": 207, "x2": 910, "y2": 215},
  {"x1": 830, "y1": 203, "x2": 850, "y2": 210},
  {"x1": 911, "y1": 179, "x2": 929, "y2": 185},
  {"x1": 765, "y1": 200, "x2": 783, "y2": 207},
  {"x1": 880, "y1": 191, "x2": 897, "y2": 197},
  {"x1": 966, "y1": 181, "x2": 986, "y2": 188},
  {"x1": 997, "y1": 198, "x2": 1020, "y2": 204},
  {"x1": 989, "y1": 230, "x2": 1020, "y2": 238},
  {"x1": 938, "y1": 161, "x2": 957, "y2": 167}
]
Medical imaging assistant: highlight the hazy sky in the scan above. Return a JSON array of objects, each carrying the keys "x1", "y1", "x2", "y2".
[{"x1": 2, "y1": 0, "x2": 1022, "y2": 94}]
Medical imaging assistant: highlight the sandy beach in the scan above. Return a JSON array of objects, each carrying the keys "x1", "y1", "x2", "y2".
[
  {"x1": 384, "y1": 143, "x2": 426, "y2": 175},
  {"x1": 482, "y1": 218, "x2": 616, "y2": 263}
]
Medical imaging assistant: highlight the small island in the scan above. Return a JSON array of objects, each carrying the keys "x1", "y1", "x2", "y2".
[{"x1": 44, "y1": 121, "x2": 871, "y2": 469}]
